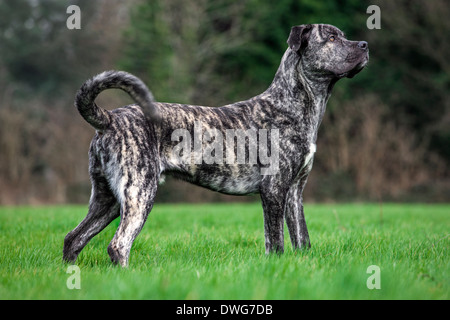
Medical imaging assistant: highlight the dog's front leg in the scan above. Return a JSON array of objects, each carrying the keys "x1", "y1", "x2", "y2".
[
  {"x1": 260, "y1": 183, "x2": 286, "y2": 254},
  {"x1": 284, "y1": 176, "x2": 311, "y2": 250}
]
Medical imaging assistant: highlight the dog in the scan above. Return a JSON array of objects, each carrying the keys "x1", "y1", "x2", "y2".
[{"x1": 63, "y1": 24, "x2": 369, "y2": 267}]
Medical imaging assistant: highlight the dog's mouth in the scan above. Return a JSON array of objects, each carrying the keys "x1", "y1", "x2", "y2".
[
  {"x1": 346, "y1": 60, "x2": 367, "y2": 78},
  {"x1": 338, "y1": 53, "x2": 369, "y2": 79}
]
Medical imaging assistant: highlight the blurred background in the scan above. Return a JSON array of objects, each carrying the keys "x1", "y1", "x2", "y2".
[{"x1": 0, "y1": 0, "x2": 448, "y2": 205}]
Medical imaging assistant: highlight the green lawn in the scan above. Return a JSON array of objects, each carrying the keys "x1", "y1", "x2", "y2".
[{"x1": 0, "y1": 203, "x2": 448, "y2": 299}]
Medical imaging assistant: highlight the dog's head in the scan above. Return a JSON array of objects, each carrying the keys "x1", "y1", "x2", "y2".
[{"x1": 287, "y1": 24, "x2": 369, "y2": 79}]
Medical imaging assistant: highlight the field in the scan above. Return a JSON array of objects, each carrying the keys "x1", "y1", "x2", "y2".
[{"x1": 0, "y1": 203, "x2": 448, "y2": 300}]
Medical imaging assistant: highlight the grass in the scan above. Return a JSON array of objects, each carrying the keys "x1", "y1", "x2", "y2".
[{"x1": 0, "y1": 203, "x2": 448, "y2": 299}]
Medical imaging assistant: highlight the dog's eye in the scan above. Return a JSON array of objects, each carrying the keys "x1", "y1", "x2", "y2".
[{"x1": 329, "y1": 35, "x2": 336, "y2": 42}]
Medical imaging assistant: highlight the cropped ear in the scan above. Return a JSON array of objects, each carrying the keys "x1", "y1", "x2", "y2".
[{"x1": 287, "y1": 24, "x2": 312, "y2": 53}]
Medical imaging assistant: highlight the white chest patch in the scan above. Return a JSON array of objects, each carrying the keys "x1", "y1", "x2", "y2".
[{"x1": 302, "y1": 143, "x2": 316, "y2": 170}]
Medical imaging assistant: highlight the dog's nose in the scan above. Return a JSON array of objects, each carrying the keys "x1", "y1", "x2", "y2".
[{"x1": 358, "y1": 41, "x2": 368, "y2": 51}]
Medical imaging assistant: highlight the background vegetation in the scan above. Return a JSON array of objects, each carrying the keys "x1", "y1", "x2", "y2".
[{"x1": 0, "y1": 0, "x2": 448, "y2": 204}]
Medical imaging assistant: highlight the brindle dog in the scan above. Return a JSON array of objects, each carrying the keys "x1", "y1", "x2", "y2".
[{"x1": 63, "y1": 24, "x2": 368, "y2": 267}]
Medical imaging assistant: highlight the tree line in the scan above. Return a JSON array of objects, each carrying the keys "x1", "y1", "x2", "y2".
[{"x1": 0, "y1": 0, "x2": 448, "y2": 204}]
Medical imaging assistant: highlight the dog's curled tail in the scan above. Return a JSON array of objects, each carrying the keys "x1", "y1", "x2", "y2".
[{"x1": 75, "y1": 70, "x2": 158, "y2": 131}]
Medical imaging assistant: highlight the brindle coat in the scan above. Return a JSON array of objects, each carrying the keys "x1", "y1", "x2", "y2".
[{"x1": 63, "y1": 24, "x2": 369, "y2": 267}]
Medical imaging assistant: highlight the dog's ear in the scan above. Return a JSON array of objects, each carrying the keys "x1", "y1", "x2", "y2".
[{"x1": 287, "y1": 24, "x2": 313, "y2": 53}]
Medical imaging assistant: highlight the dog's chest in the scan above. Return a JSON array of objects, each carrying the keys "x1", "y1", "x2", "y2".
[
  {"x1": 294, "y1": 142, "x2": 316, "y2": 180},
  {"x1": 303, "y1": 143, "x2": 316, "y2": 169}
]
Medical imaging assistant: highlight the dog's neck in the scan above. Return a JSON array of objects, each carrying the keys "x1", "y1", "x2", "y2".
[{"x1": 262, "y1": 49, "x2": 335, "y2": 141}]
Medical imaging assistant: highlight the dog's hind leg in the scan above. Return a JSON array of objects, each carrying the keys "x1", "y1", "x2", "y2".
[
  {"x1": 63, "y1": 175, "x2": 120, "y2": 264},
  {"x1": 107, "y1": 174, "x2": 158, "y2": 267}
]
